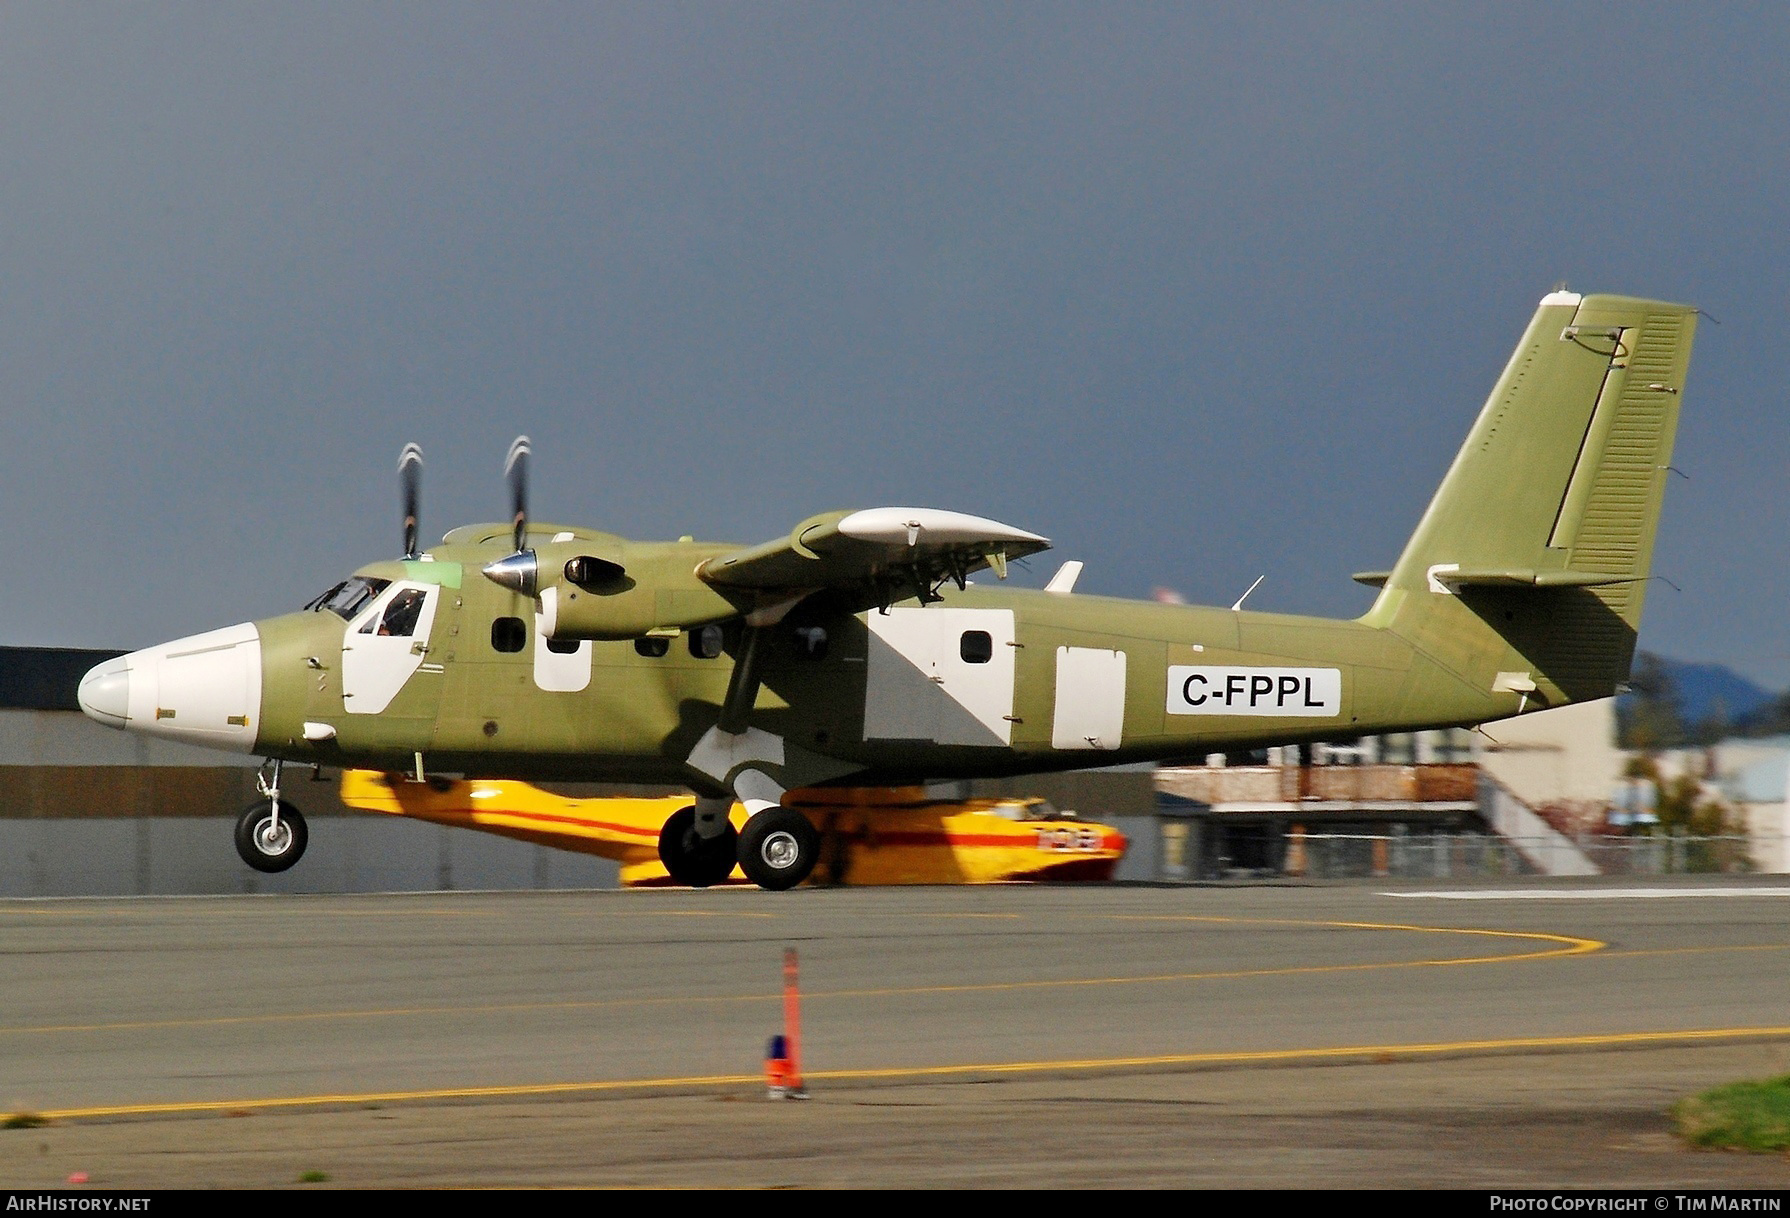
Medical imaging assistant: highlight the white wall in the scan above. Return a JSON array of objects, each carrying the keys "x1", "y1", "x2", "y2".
[{"x1": 1475, "y1": 698, "x2": 1622, "y2": 808}]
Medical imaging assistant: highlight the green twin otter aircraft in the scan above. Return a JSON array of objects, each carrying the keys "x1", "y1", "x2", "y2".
[{"x1": 78, "y1": 290, "x2": 1697, "y2": 890}]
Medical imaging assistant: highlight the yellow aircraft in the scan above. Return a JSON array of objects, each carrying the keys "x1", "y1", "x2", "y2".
[{"x1": 339, "y1": 770, "x2": 1128, "y2": 886}]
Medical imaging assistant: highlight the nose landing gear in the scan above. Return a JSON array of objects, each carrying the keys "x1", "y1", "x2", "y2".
[
  {"x1": 236, "y1": 759, "x2": 309, "y2": 873},
  {"x1": 235, "y1": 800, "x2": 309, "y2": 872}
]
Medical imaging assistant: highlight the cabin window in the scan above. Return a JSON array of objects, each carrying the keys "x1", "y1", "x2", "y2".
[
  {"x1": 793, "y1": 626, "x2": 828, "y2": 661},
  {"x1": 960, "y1": 630, "x2": 993, "y2": 664},
  {"x1": 544, "y1": 636, "x2": 581, "y2": 655},
  {"x1": 491, "y1": 617, "x2": 527, "y2": 653},
  {"x1": 635, "y1": 637, "x2": 670, "y2": 658},
  {"x1": 689, "y1": 625, "x2": 724, "y2": 659}
]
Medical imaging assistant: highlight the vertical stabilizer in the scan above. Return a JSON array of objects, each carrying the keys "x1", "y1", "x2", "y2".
[{"x1": 1365, "y1": 291, "x2": 1697, "y2": 707}]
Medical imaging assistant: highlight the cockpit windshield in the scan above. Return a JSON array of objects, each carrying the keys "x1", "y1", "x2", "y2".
[
  {"x1": 986, "y1": 799, "x2": 1073, "y2": 822},
  {"x1": 304, "y1": 577, "x2": 392, "y2": 620}
]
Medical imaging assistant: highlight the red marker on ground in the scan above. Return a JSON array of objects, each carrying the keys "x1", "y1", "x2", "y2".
[{"x1": 764, "y1": 947, "x2": 808, "y2": 1100}]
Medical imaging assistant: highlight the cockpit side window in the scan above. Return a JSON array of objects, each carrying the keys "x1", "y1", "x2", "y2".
[
  {"x1": 377, "y1": 588, "x2": 429, "y2": 637},
  {"x1": 309, "y1": 577, "x2": 392, "y2": 620}
]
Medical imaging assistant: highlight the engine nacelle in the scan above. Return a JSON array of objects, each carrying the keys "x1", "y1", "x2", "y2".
[{"x1": 530, "y1": 542, "x2": 743, "y2": 641}]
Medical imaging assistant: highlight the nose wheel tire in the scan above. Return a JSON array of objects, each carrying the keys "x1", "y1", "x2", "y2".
[
  {"x1": 235, "y1": 800, "x2": 309, "y2": 873},
  {"x1": 738, "y1": 807, "x2": 820, "y2": 891},
  {"x1": 657, "y1": 806, "x2": 740, "y2": 888}
]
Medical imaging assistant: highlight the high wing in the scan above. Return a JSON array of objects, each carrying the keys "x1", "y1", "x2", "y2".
[{"x1": 696, "y1": 507, "x2": 1050, "y2": 613}]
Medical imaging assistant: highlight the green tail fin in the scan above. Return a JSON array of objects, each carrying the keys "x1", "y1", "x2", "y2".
[{"x1": 1364, "y1": 290, "x2": 1698, "y2": 706}]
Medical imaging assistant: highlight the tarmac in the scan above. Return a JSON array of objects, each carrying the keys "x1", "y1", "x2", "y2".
[{"x1": 3, "y1": 878, "x2": 1790, "y2": 1188}]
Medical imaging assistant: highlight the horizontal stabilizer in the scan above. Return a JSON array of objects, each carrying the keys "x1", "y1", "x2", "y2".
[{"x1": 1430, "y1": 567, "x2": 1638, "y2": 591}]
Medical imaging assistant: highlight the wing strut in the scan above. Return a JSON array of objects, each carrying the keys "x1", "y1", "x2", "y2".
[{"x1": 717, "y1": 626, "x2": 769, "y2": 736}]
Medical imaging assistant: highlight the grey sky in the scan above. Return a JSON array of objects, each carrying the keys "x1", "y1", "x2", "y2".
[{"x1": 3, "y1": 5, "x2": 1786, "y2": 683}]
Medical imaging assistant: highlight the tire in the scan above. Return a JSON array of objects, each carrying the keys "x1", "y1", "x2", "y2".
[
  {"x1": 235, "y1": 800, "x2": 309, "y2": 873},
  {"x1": 657, "y1": 805, "x2": 739, "y2": 888},
  {"x1": 738, "y1": 807, "x2": 820, "y2": 891}
]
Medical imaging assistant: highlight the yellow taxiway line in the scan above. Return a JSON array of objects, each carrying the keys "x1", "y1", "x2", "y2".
[
  {"x1": 0, "y1": 917, "x2": 1602, "y2": 1038},
  {"x1": 23, "y1": 1024, "x2": 1790, "y2": 1124}
]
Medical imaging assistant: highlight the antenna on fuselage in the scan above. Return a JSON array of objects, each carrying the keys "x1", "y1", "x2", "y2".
[{"x1": 1230, "y1": 574, "x2": 1264, "y2": 612}]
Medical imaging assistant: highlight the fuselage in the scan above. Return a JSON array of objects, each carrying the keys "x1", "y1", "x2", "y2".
[{"x1": 77, "y1": 526, "x2": 1520, "y2": 788}]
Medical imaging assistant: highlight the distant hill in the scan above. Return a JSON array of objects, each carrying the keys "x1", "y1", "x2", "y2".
[
  {"x1": 1617, "y1": 653, "x2": 1782, "y2": 747},
  {"x1": 1660, "y1": 659, "x2": 1778, "y2": 725}
]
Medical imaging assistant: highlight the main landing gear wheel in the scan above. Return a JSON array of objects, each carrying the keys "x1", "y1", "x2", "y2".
[
  {"x1": 658, "y1": 806, "x2": 739, "y2": 888},
  {"x1": 235, "y1": 800, "x2": 308, "y2": 873},
  {"x1": 738, "y1": 807, "x2": 820, "y2": 891}
]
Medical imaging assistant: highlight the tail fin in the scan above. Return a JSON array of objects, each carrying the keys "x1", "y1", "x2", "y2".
[{"x1": 1363, "y1": 290, "x2": 1697, "y2": 706}]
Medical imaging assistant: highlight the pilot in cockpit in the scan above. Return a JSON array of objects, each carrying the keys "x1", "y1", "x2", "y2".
[{"x1": 376, "y1": 588, "x2": 428, "y2": 637}]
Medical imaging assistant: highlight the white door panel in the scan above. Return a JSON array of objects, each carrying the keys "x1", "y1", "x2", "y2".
[
  {"x1": 863, "y1": 609, "x2": 938, "y2": 740},
  {"x1": 534, "y1": 590, "x2": 593, "y2": 692},
  {"x1": 1052, "y1": 646, "x2": 1127, "y2": 750},
  {"x1": 341, "y1": 583, "x2": 441, "y2": 715},
  {"x1": 864, "y1": 607, "x2": 1015, "y2": 746}
]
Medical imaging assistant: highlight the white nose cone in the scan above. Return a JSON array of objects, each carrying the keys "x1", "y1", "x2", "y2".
[
  {"x1": 79, "y1": 624, "x2": 264, "y2": 752},
  {"x1": 78, "y1": 657, "x2": 131, "y2": 726}
]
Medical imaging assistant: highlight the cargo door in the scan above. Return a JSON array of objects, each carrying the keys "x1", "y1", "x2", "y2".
[{"x1": 864, "y1": 607, "x2": 1015, "y2": 746}]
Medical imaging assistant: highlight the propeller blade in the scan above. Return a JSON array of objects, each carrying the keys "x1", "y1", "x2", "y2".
[
  {"x1": 398, "y1": 442, "x2": 423, "y2": 560},
  {"x1": 505, "y1": 435, "x2": 531, "y2": 555}
]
